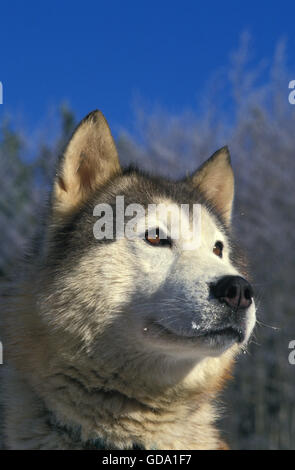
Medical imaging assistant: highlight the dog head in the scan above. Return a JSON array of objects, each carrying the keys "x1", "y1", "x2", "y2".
[{"x1": 40, "y1": 110, "x2": 256, "y2": 368}]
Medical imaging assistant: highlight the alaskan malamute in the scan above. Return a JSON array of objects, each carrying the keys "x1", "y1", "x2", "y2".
[{"x1": 2, "y1": 110, "x2": 256, "y2": 449}]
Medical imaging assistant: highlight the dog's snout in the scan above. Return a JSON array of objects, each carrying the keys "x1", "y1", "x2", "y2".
[{"x1": 211, "y1": 275, "x2": 253, "y2": 310}]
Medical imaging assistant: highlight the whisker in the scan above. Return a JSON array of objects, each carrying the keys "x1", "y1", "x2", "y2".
[{"x1": 256, "y1": 319, "x2": 280, "y2": 330}]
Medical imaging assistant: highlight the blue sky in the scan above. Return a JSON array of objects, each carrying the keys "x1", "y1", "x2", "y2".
[{"x1": 1, "y1": 1, "x2": 295, "y2": 137}]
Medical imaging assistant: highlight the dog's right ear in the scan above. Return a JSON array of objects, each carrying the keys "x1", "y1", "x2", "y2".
[{"x1": 52, "y1": 110, "x2": 120, "y2": 215}]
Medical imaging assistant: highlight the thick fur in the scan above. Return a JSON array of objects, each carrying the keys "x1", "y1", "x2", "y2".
[{"x1": 2, "y1": 111, "x2": 256, "y2": 449}]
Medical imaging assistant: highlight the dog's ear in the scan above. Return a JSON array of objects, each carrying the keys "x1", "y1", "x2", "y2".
[
  {"x1": 190, "y1": 146, "x2": 234, "y2": 225},
  {"x1": 52, "y1": 110, "x2": 120, "y2": 215}
]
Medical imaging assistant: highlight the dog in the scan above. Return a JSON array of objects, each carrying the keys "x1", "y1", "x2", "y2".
[{"x1": 2, "y1": 110, "x2": 256, "y2": 449}]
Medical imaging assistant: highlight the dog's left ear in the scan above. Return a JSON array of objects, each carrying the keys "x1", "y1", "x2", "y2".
[{"x1": 190, "y1": 146, "x2": 234, "y2": 225}]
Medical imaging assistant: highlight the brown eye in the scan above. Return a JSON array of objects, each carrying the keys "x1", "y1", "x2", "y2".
[
  {"x1": 145, "y1": 229, "x2": 161, "y2": 246},
  {"x1": 213, "y1": 241, "x2": 223, "y2": 258},
  {"x1": 145, "y1": 228, "x2": 172, "y2": 247}
]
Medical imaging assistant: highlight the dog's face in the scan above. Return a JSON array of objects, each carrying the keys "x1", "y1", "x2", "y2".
[{"x1": 41, "y1": 111, "x2": 256, "y2": 367}]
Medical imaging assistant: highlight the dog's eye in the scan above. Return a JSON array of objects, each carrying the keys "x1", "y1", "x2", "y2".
[
  {"x1": 213, "y1": 241, "x2": 223, "y2": 258},
  {"x1": 145, "y1": 228, "x2": 172, "y2": 247}
]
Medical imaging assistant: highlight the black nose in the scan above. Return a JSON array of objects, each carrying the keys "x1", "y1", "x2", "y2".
[{"x1": 211, "y1": 275, "x2": 253, "y2": 310}]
